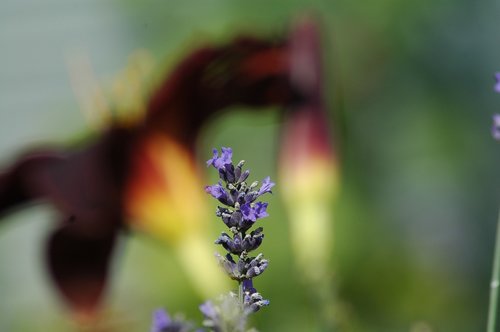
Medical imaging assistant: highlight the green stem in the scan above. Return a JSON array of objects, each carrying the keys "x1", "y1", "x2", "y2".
[
  {"x1": 238, "y1": 281, "x2": 244, "y2": 305},
  {"x1": 487, "y1": 209, "x2": 500, "y2": 332}
]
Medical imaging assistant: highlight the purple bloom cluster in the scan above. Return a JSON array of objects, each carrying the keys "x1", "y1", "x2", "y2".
[
  {"x1": 215, "y1": 252, "x2": 268, "y2": 280},
  {"x1": 150, "y1": 147, "x2": 273, "y2": 332},
  {"x1": 241, "y1": 279, "x2": 270, "y2": 314},
  {"x1": 205, "y1": 147, "x2": 273, "y2": 314},
  {"x1": 205, "y1": 149, "x2": 274, "y2": 221}
]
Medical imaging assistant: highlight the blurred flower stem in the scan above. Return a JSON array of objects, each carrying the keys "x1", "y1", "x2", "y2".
[
  {"x1": 280, "y1": 17, "x2": 340, "y2": 330},
  {"x1": 487, "y1": 209, "x2": 500, "y2": 332}
]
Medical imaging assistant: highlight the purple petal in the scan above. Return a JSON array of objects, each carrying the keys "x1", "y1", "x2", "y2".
[
  {"x1": 492, "y1": 114, "x2": 500, "y2": 140},
  {"x1": 205, "y1": 181, "x2": 226, "y2": 199},
  {"x1": 206, "y1": 147, "x2": 233, "y2": 170},
  {"x1": 151, "y1": 308, "x2": 171, "y2": 332},
  {"x1": 241, "y1": 202, "x2": 268, "y2": 221},
  {"x1": 495, "y1": 73, "x2": 500, "y2": 93},
  {"x1": 241, "y1": 203, "x2": 257, "y2": 222},
  {"x1": 257, "y1": 176, "x2": 275, "y2": 196},
  {"x1": 220, "y1": 147, "x2": 233, "y2": 165},
  {"x1": 206, "y1": 148, "x2": 219, "y2": 167},
  {"x1": 199, "y1": 301, "x2": 218, "y2": 320},
  {"x1": 254, "y1": 202, "x2": 269, "y2": 219}
]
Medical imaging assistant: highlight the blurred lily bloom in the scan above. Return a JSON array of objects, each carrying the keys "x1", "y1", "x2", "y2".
[{"x1": 0, "y1": 18, "x2": 323, "y2": 319}]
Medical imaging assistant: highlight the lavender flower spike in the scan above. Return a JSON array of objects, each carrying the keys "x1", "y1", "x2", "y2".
[
  {"x1": 205, "y1": 146, "x2": 272, "y2": 323},
  {"x1": 495, "y1": 73, "x2": 500, "y2": 93},
  {"x1": 493, "y1": 114, "x2": 500, "y2": 141}
]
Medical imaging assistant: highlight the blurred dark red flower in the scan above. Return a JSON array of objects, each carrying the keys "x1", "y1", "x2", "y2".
[{"x1": 0, "y1": 17, "x2": 332, "y2": 319}]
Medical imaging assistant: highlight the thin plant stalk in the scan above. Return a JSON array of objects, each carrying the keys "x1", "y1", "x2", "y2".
[
  {"x1": 238, "y1": 281, "x2": 244, "y2": 305},
  {"x1": 487, "y1": 208, "x2": 500, "y2": 332}
]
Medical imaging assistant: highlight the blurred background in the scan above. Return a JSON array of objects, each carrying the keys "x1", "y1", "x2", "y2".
[{"x1": 1, "y1": 0, "x2": 500, "y2": 331}]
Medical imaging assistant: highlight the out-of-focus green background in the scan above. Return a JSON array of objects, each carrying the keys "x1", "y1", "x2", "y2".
[{"x1": 1, "y1": 0, "x2": 500, "y2": 331}]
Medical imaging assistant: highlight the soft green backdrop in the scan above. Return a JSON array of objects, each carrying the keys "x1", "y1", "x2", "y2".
[{"x1": 1, "y1": 0, "x2": 500, "y2": 331}]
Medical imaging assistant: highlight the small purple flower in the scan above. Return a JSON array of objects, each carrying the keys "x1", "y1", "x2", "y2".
[
  {"x1": 253, "y1": 202, "x2": 269, "y2": 219},
  {"x1": 240, "y1": 203, "x2": 253, "y2": 221},
  {"x1": 493, "y1": 114, "x2": 500, "y2": 141},
  {"x1": 495, "y1": 73, "x2": 500, "y2": 93},
  {"x1": 206, "y1": 147, "x2": 233, "y2": 170},
  {"x1": 216, "y1": 232, "x2": 244, "y2": 254},
  {"x1": 151, "y1": 309, "x2": 171, "y2": 332},
  {"x1": 257, "y1": 176, "x2": 275, "y2": 196},
  {"x1": 242, "y1": 279, "x2": 269, "y2": 313},
  {"x1": 241, "y1": 202, "x2": 269, "y2": 222},
  {"x1": 205, "y1": 181, "x2": 233, "y2": 205},
  {"x1": 199, "y1": 301, "x2": 219, "y2": 322},
  {"x1": 205, "y1": 181, "x2": 225, "y2": 199}
]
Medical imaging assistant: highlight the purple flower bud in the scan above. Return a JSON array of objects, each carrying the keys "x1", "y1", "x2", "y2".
[
  {"x1": 215, "y1": 232, "x2": 245, "y2": 254},
  {"x1": 246, "y1": 297, "x2": 270, "y2": 313},
  {"x1": 237, "y1": 258, "x2": 246, "y2": 276},
  {"x1": 228, "y1": 210, "x2": 242, "y2": 227},
  {"x1": 238, "y1": 169, "x2": 250, "y2": 183},
  {"x1": 215, "y1": 232, "x2": 232, "y2": 245},
  {"x1": 493, "y1": 114, "x2": 500, "y2": 141},
  {"x1": 242, "y1": 279, "x2": 256, "y2": 294},
  {"x1": 218, "y1": 168, "x2": 228, "y2": 182},
  {"x1": 234, "y1": 160, "x2": 244, "y2": 181},
  {"x1": 199, "y1": 301, "x2": 218, "y2": 321},
  {"x1": 215, "y1": 253, "x2": 245, "y2": 279},
  {"x1": 151, "y1": 309, "x2": 172, "y2": 332},
  {"x1": 205, "y1": 181, "x2": 233, "y2": 206},
  {"x1": 244, "y1": 254, "x2": 268, "y2": 276},
  {"x1": 246, "y1": 267, "x2": 261, "y2": 278},
  {"x1": 229, "y1": 189, "x2": 239, "y2": 205},
  {"x1": 224, "y1": 164, "x2": 236, "y2": 183},
  {"x1": 242, "y1": 227, "x2": 264, "y2": 252},
  {"x1": 241, "y1": 279, "x2": 269, "y2": 313}
]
